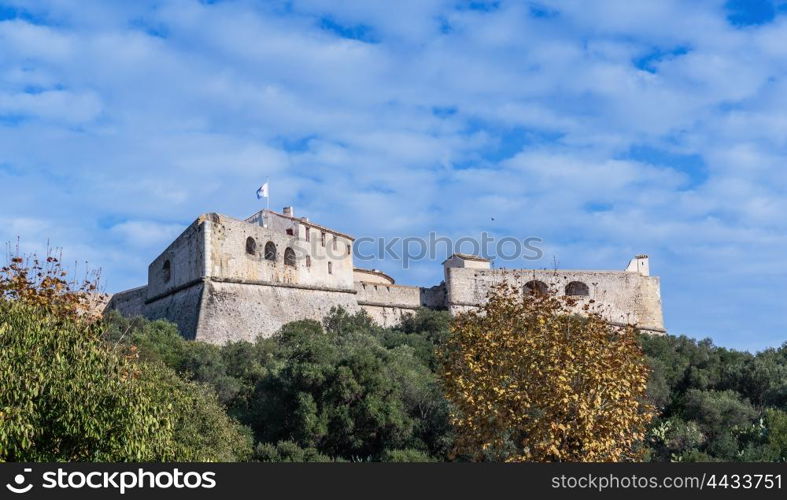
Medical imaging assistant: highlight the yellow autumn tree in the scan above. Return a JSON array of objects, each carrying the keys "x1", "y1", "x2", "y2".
[{"x1": 439, "y1": 283, "x2": 654, "y2": 462}]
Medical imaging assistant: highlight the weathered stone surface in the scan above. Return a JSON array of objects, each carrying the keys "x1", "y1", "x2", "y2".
[
  {"x1": 445, "y1": 265, "x2": 664, "y2": 333},
  {"x1": 106, "y1": 208, "x2": 666, "y2": 343},
  {"x1": 197, "y1": 280, "x2": 359, "y2": 343},
  {"x1": 105, "y1": 286, "x2": 146, "y2": 317},
  {"x1": 145, "y1": 282, "x2": 205, "y2": 340},
  {"x1": 355, "y1": 281, "x2": 422, "y2": 327}
]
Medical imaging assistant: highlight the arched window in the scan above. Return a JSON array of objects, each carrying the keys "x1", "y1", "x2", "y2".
[
  {"x1": 284, "y1": 247, "x2": 296, "y2": 267},
  {"x1": 246, "y1": 237, "x2": 256, "y2": 255},
  {"x1": 524, "y1": 280, "x2": 548, "y2": 295},
  {"x1": 565, "y1": 281, "x2": 589, "y2": 296},
  {"x1": 162, "y1": 260, "x2": 171, "y2": 283},
  {"x1": 264, "y1": 241, "x2": 276, "y2": 261}
]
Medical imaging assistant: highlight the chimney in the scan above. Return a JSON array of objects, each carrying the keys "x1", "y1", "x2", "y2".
[
  {"x1": 625, "y1": 255, "x2": 650, "y2": 276},
  {"x1": 283, "y1": 206, "x2": 294, "y2": 217}
]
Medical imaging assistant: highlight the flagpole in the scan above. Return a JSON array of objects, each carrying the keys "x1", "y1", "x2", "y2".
[{"x1": 266, "y1": 177, "x2": 270, "y2": 213}]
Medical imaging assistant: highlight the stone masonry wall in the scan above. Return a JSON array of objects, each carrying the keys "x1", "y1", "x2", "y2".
[
  {"x1": 207, "y1": 214, "x2": 355, "y2": 291},
  {"x1": 196, "y1": 280, "x2": 359, "y2": 343},
  {"x1": 420, "y1": 283, "x2": 447, "y2": 309},
  {"x1": 104, "y1": 286, "x2": 147, "y2": 317},
  {"x1": 445, "y1": 267, "x2": 664, "y2": 332},
  {"x1": 147, "y1": 216, "x2": 207, "y2": 300},
  {"x1": 355, "y1": 281, "x2": 423, "y2": 327},
  {"x1": 144, "y1": 282, "x2": 206, "y2": 340}
]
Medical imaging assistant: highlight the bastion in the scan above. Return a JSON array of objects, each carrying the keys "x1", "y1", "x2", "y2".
[{"x1": 106, "y1": 207, "x2": 665, "y2": 342}]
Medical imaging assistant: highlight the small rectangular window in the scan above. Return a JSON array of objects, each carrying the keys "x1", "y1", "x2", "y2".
[
  {"x1": 286, "y1": 228, "x2": 294, "y2": 236},
  {"x1": 333, "y1": 236, "x2": 337, "y2": 251},
  {"x1": 321, "y1": 232, "x2": 326, "y2": 247},
  {"x1": 305, "y1": 227, "x2": 310, "y2": 242},
  {"x1": 328, "y1": 261, "x2": 333, "y2": 274}
]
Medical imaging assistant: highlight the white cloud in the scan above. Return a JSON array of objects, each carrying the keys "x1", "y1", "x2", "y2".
[
  {"x1": 0, "y1": 19, "x2": 75, "y2": 61},
  {"x1": 110, "y1": 220, "x2": 184, "y2": 249},
  {"x1": 0, "y1": 0, "x2": 786, "y2": 350},
  {"x1": 0, "y1": 90, "x2": 102, "y2": 124}
]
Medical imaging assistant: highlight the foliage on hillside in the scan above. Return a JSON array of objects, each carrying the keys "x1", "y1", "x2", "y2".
[
  {"x1": 105, "y1": 307, "x2": 453, "y2": 462},
  {"x1": 1, "y1": 254, "x2": 97, "y2": 319},
  {"x1": 2, "y1": 250, "x2": 785, "y2": 462},
  {"x1": 104, "y1": 298, "x2": 786, "y2": 463},
  {"x1": 0, "y1": 254, "x2": 252, "y2": 462},
  {"x1": 641, "y1": 334, "x2": 787, "y2": 462}
]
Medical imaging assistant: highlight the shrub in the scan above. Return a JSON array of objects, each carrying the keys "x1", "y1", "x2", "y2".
[{"x1": 0, "y1": 253, "x2": 252, "y2": 462}]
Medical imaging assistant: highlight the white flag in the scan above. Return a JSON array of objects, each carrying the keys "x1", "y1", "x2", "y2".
[{"x1": 256, "y1": 182, "x2": 269, "y2": 199}]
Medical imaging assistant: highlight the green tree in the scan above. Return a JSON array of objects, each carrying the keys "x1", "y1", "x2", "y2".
[
  {"x1": 0, "y1": 254, "x2": 252, "y2": 462},
  {"x1": 762, "y1": 409, "x2": 787, "y2": 461},
  {"x1": 640, "y1": 334, "x2": 787, "y2": 462},
  {"x1": 105, "y1": 306, "x2": 452, "y2": 462},
  {"x1": 248, "y1": 311, "x2": 450, "y2": 460},
  {"x1": 0, "y1": 301, "x2": 173, "y2": 461},
  {"x1": 253, "y1": 441, "x2": 332, "y2": 462}
]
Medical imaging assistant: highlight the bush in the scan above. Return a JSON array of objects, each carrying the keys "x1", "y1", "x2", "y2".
[
  {"x1": 145, "y1": 364, "x2": 253, "y2": 462},
  {"x1": 381, "y1": 448, "x2": 436, "y2": 462},
  {"x1": 641, "y1": 334, "x2": 787, "y2": 462},
  {"x1": 0, "y1": 301, "x2": 254, "y2": 462},
  {"x1": 0, "y1": 301, "x2": 172, "y2": 461},
  {"x1": 0, "y1": 254, "x2": 252, "y2": 462},
  {"x1": 253, "y1": 441, "x2": 332, "y2": 462}
]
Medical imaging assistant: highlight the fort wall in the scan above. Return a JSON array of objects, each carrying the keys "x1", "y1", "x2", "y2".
[
  {"x1": 243, "y1": 209, "x2": 354, "y2": 289},
  {"x1": 145, "y1": 282, "x2": 206, "y2": 340},
  {"x1": 105, "y1": 207, "x2": 666, "y2": 342},
  {"x1": 147, "y1": 216, "x2": 207, "y2": 300},
  {"x1": 196, "y1": 280, "x2": 359, "y2": 343},
  {"x1": 420, "y1": 283, "x2": 447, "y2": 309},
  {"x1": 353, "y1": 268, "x2": 395, "y2": 285},
  {"x1": 355, "y1": 281, "x2": 422, "y2": 327},
  {"x1": 105, "y1": 286, "x2": 147, "y2": 317},
  {"x1": 445, "y1": 266, "x2": 664, "y2": 333}
]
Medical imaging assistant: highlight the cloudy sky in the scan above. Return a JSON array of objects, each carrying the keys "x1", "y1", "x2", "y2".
[{"x1": 1, "y1": 0, "x2": 786, "y2": 351}]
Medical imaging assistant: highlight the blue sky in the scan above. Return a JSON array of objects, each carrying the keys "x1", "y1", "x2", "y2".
[{"x1": 1, "y1": 0, "x2": 786, "y2": 351}]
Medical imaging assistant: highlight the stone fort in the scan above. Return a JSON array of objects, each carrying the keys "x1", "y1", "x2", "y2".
[{"x1": 107, "y1": 207, "x2": 665, "y2": 343}]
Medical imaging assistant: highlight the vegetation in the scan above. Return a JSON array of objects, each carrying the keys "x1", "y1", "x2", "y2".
[
  {"x1": 104, "y1": 307, "x2": 453, "y2": 462},
  {"x1": 641, "y1": 334, "x2": 787, "y2": 462},
  {"x1": 1, "y1": 252, "x2": 785, "y2": 462},
  {"x1": 0, "y1": 254, "x2": 252, "y2": 462},
  {"x1": 440, "y1": 284, "x2": 654, "y2": 462}
]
